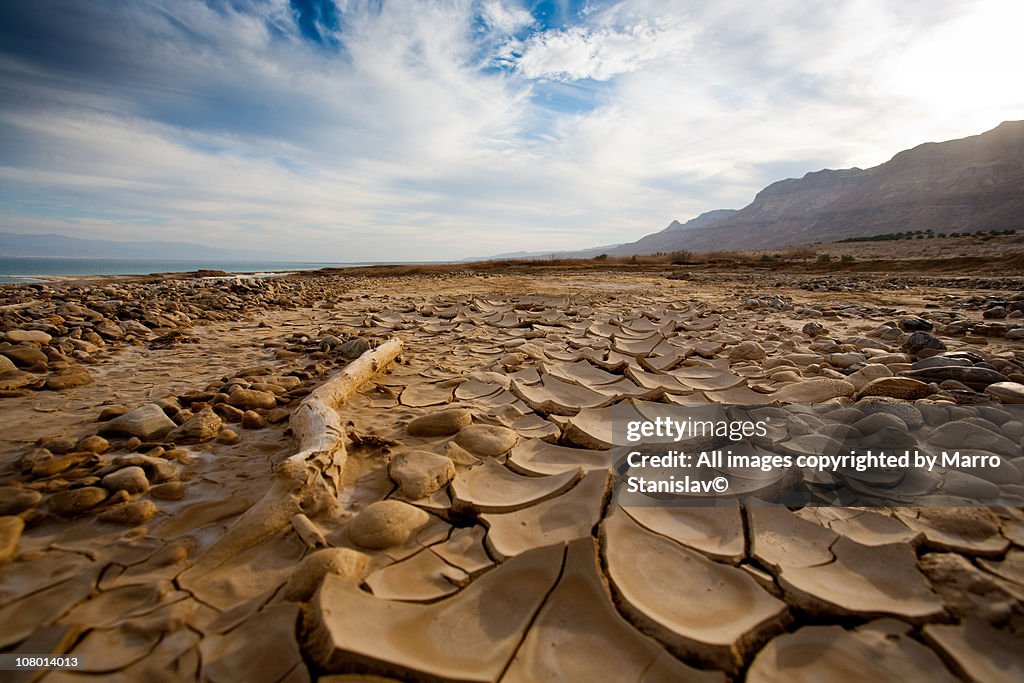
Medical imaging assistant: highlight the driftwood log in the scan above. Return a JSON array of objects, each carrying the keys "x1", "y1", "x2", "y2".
[{"x1": 191, "y1": 337, "x2": 404, "y2": 571}]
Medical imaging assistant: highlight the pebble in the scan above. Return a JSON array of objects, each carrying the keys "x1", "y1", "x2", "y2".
[
  {"x1": 900, "y1": 366, "x2": 1010, "y2": 390},
  {"x1": 227, "y1": 388, "x2": 277, "y2": 410},
  {"x1": 454, "y1": 424, "x2": 520, "y2": 456},
  {"x1": 44, "y1": 367, "x2": 94, "y2": 391},
  {"x1": 217, "y1": 428, "x2": 241, "y2": 445},
  {"x1": 898, "y1": 317, "x2": 933, "y2": 332},
  {"x1": 150, "y1": 481, "x2": 187, "y2": 500},
  {"x1": 101, "y1": 466, "x2": 150, "y2": 494},
  {"x1": 167, "y1": 409, "x2": 223, "y2": 443},
  {"x1": 901, "y1": 331, "x2": 946, "y2": 357},
  {"x1": 267, "y1": 407, "x2": 290, "y2": 424},
  {"x1": 985, "y1": 382, "x2": 1024, "y2": 404},
  {"x1": 347, "y1": 500, "x2": 430, "y2": 550},
  {"x1": 241, "y1": 410, "x2": 266, "y2": 429},
  {"x1": 388, "y1": 450, "x2": 455, "y2": 499},
  {"x1": 98, "y1": 500, "x2": 159, "y2": 525},
  {"x1": 856, "y1": 377, "x2": 934, "y2": 400},
  {"x1": 49, "y1": 486, "x2": 109, "y2": 516},
  {"x1": 0, "y1": 516, "x2": 24, "y2": 563},
  {"x1": 76, "y1": 435, "x2": 110, "y2": 454},
  {"x1": 99, "y1": 403, "x2": 177, "y2": 441},
  {"x1": 0, "y1": 487, "x2": 42, "y2": 515},
  {"x1": 339, "y1": 337, "x2": 371, "y2": 359},
  {"x1": 729, "y1": 340, "x2": 766, "y2": 361},
  {"x1": 772, "y1": 378, "x2": 856, "y2": 403},
  {"x1": 282, "y1": 548, "x2": 370, "y2": 601},
  {"x1": 3, "y1": 329, "x2": 52, "y2": 344},
  {"x1": 407, "y1": 409, "x2": 473, "y2": 437}
]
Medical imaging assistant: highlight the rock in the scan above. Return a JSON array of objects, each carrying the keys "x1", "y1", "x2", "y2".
[
  {"x1": 167, "y1": 409, "x2": 222, "y2": 444},
  {"x1": 213, "y1": 403, "x2": 245, "y2": 422},
  {"x1": 4, "y1": 329, "x2": 52, "y2": 344},
  {"x1": 150, "y1": 482, "x2": 187, "y2": 500},
  {"x1": 347, "y1": 500, "x2": 430, "y2": 550},
  {"x1": 101, "y1": 466, "x2": 150, "y2": 494},
  {"x1": 389, "y1": 450, "x2": 455, "y2": 499},
  {"x1": 855, "y1": 377, "x2": 934, "y2": 400},
  {"x1": 99, "y1": 404, "x2": 177, "y2": 441},
  {"x1": 36, "y1": 435, "x2": 78, "y2": 454},
  {"x1": 454, "y1": 424, "x2": 519, "y2": 456},
  {"x1": 406, "y1": 409, "x2": 473, "y2": 437},
  {"x1": 50, "y1": 486, "x2": 109, "y2": 516},
  {"x1": 1, "y1": 344, "x2": 49, "y2": 369},
  {"x1": 900, "y1": 366, "x2": 1009, "y2": 390},
  {"x1": 97, "y1": 500, "x2": 159, "y2": 525},
  {"x1": 729, "y1": 340, "x2": 766, "y2": 361},
  {"x1": 125, "y1": 436, "x2": 143, "y2": 451},
  {"x1": 217, "y1": 428, "x2": 240, "y2": 445},
  {"x1": 986, "y1": 382, "x2": 1024, "y2": 404},
  {"x1": 983, "y1": 306, "x2": 1008, "y2": 319},
  {"x1": 266, "y1": 407, "x2": 290, "y2": 424},
  {"x1": 0, "y1": 487, "x2": 42, "y2": 515},
  {"x1": 240, "y1": 410, "x2": 266, "y2": 429},
  {"x1": 227, "y1": 388, "x2": 277, "y2": 410},
  {"x1": 76, "y1": 435, "x2": 110, "y2": 454},
  {"x1": 339, "y1": 337, "x2": 371, "y2": 358},
  {"x1": 773, "y1": 378, "x2": 855, "y2": 404},
  {"x1": 0, "y1": 516, "x2": 25, "y2": 563},
  {"x1": 0, "y1": 354, "x2": 20, "y2": 375},
  {"x1": 282, "y1": 548, "x2": 370, "y2": 601},
  {"x1": 97, "y1": 406, "x2": 130, "y2": 422},
  {"x1": 898, "y1": 317, "x2": 934, "y2": 332},
  {"x1": 802, "y1": 322, "x2": 827, "y2": 337},
  {"x1": 901, "y1": 332, "x2": 946, "y2": 357},
  {"x1": 846, "y1": 364, "x2": 893, "y2": 390},
  {"x1": 44, "y1": 367, "x2": 94, "y2": 391}
]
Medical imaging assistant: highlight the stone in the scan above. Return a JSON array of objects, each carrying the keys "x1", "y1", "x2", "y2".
[
  {"x1": 899, "y1": 317, "x2": 934, "y2": 332},
  {"x1": 773, "y1": 378, "x2": 855, "y2": 403},
  {"x1": 339, "y1": 337, "x2": 371, "y2": 358},
  {"x1": 901, "y1": 331, "x2": 946, "y2": 357},
  {"x1": 389, "y1": 450, "x2": 455, "y2": 499},
  {"x1": 214, "y1": 403, "x2": 245, "y2": 422},
  {"x1": 227, "y1": 388, "x2": 277, "y2": 410},
  {"x1": 266, "y1": 407, "x2": 290, "y2": 424},
  {"x1": 0, "y1": 354, "x2": 18, "y2": 375},
  {"x1": 99, "y1": 403, "x2": 177, "y2": 441},
  {"x1": 855, "y1": 376, "x2": 934, "y2": 400},
  {"x1": 406, "y1": 409, "x2": 473, "y2": 437},
  {"x1": 217, "y1": 429, "x2": 240, "y2": 445},
  {"x1": 150, "y1": 482, "x2": 187, "y2": 500},
  {"x1": 986, "y1": 381, "x2": 1024, "y2": 404},
  {"x1": 168, "y1": 409, "x2": 223, "y2": 443},
  {"x1": 729, "y1": 340, "x2": 766, "y2": 361},
  {"x1": 347, "y1": 500, "x2": 431, "y2": 550},
  {"x1": 454, "y1": 424, "x2": 519, "y2": 456},
  {"x1": 0, "y1": 486, "x2": 42, "y2": 515},
  {"x1": 983, "y1": 306, "x2": 1008, "y2": 319},
  {"x1": 283, "y1": 548, "x2": 370, "y2": 602},
  {"x1": 2, "y1": 344, "x2": 49, "y2": 369},
  {"x1": 98, "y1": 406, "x2": 130, "y2": 421},
  {"x1": 77, "y1": 435, "x2": 110, "y2": 454},
  {"x1": 50, "y1": 486, "x2": 109, "y2": 516},
  {"x1": 900, "y1": 366, "x2": 1010, "y2": 390},
  {"x1": 4, "y1": 329, "x2": 52, "y2": 344},
  {"x1": 241, "y1": 410, "x2": 266, "y2": 429},
  {"x1": 102, "y1": 466, "x2": 150, "y2": 494},
  {"x1": 802, "y1": 322, "x2": 827, "y2": 337},
  {"x1": 0, "y1": 516, "x2": 24, "y2": 563},
  {"x1": 45, "y1": 367, "x2": 94, "y2": 391},
  {"x1": 36, "y1": 435, "x2": 78, "y2": 454},
  {"x1": 98, "y1": 500, "x2": 159, "y2": 525}
]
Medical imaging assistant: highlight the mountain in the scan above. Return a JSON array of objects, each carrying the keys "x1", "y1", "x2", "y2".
[
  {"x1": 603, "y1": 120, "x2": 1024, "y2": 255},
  {"x1": 0, "y1": 232, "x2": 276, "y2": 261}
]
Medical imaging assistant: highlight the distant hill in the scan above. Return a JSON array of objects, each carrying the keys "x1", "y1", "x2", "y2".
[
  {"x1": 0, "y1": 232, "x2": 275, "y2": 261},
  {"x1": 597, "y1": 120, "x2": 1024, "y2": 255}
]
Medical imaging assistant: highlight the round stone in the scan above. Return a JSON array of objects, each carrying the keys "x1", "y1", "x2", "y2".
[
  {"x1": 454, "y1": 424, "x2": 519, "y2": 456},
  {"x1": 347, "y1": 500, "x2": 430, "y2": 550},
  {"x1": 50, "y1": 486, "x2": 109, "y2": 516},
  {"x1": 101, "y1": 466, "x2": 150, "y2": 494},
  {"x1": 407, "y1": 409, "x2": 473, "y2": 437}
]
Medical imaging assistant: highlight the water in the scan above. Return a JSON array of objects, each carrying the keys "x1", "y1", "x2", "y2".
[{"x1": 0, "y1": 257, "x2": 351, "y2": 283}]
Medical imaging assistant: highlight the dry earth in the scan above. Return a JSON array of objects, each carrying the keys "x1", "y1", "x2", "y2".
[{"x1": 1, "y1": 267, "x2": 1023, "y2": 682}]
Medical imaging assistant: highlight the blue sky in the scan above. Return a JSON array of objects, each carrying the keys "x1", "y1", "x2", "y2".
[{"x1": 1, "y1": 0, "x2": 1022, "y2": 260}]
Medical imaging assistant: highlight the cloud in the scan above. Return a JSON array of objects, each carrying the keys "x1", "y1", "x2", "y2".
[{"x1": 1, "y1": 0, "x2": 1023, "y2": 261}]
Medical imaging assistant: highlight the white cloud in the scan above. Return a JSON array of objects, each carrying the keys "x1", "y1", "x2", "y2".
[{"x1": 1, "y1": 0, "x2": 1023, "y2": 261}]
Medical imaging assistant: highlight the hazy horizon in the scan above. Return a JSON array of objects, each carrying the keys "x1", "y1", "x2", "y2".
[{"x1": 2, "y1": 1, "x2": 1022, "y2": 261}]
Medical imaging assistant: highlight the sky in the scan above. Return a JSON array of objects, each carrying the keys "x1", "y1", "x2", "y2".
[{"x1": 1, "y1": 0, "x2": 1022, "y2": 261}]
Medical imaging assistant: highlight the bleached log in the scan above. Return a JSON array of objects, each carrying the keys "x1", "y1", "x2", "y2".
[
  {"x1": 190, "y1": 337, "x2": 403, "y2": 571},
  {"x1": 291, "y1": 512, "x2": 327, "y2": 549}
]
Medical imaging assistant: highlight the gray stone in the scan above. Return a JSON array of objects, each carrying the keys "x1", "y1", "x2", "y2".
[
  {"x1": 985, "y1": 382, "x2": 1024, "y2": 404},
  {"x1": 99, "y1": 403, "x2": 177, "y2": 441},
  {"x1": 900, "y1": 366, "x2": 1009, "y2": 390},
  {"x1": 901, "y1": 332, "x2": 946, "y2": 357},
  {"x1": 101, "y1": 466, "x2": 150, "y2": 494}
]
